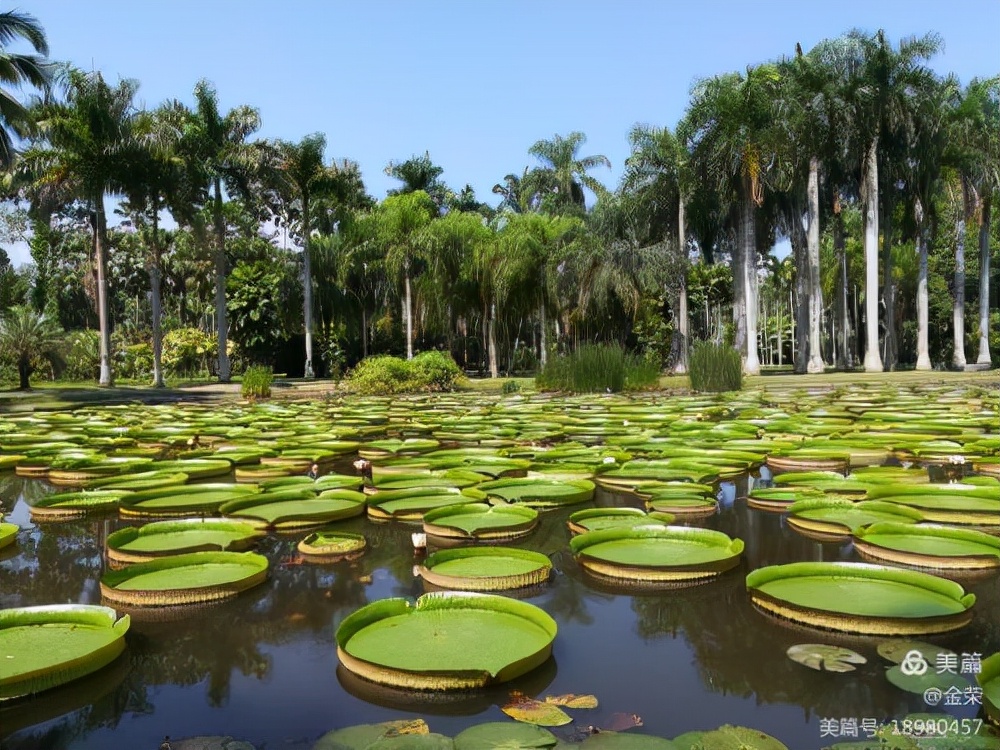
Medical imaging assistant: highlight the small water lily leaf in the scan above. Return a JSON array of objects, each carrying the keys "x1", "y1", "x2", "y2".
[
  {"x1": 885, "y1": 664, "x2": 971, "y2": 695},
  {"x1": 367, "y1": 734, "x2": 453, "y2": 750},
  {"x1": 544, "y1": 693, "x2": 598, "y2": 708},
  {"x1": 877, "y1": 640, "x2": 956, "y2": 665},
  {"x1": 601, "y1": 714, "x2": 644, "y2": 732},
  {"x1": 501, "y1": 695, "x2": 572, "y2": 726},
  {"x1": 693, "y1": 725, "x2": 788, "y2": 750},
  {"x1": 579, "y1": 732, "x2": 677, "y2": 750},
  {"x1": 786, "y1": 644, "x2": 867, "y2": 672},
  {"x1": 821, "y1": 740, "x2": 917, "y2": 750},
  {"x1": 669, "y1": 733, "x2": 705, "y2": 750},
  {"x1": 313, "y1": 720, "x2": 429, "y2": 750},
  {"x1": 453, "y1": 722, "x2": 558, "y2": 750}
]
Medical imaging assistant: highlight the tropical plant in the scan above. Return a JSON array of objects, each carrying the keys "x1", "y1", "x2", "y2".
[
  {"x1": 241, "y1": 365, "x2": 273, "y2": 401},
  {"x1": 384, "y1": 151, "x2": 448, "y2": 204},
  {"x1": 0, "y1": 9, "x2": 51, "y2": 168},
  {"x1": 688, "y1": 340, "x2": 743, "y2": 392},
  {"x1": 348, "y1": 350, "x2": 463, "y2": 395},
  {"x1": 0, "y1": 304, "x2": 63, "y2": 389},
  {"x1": 523, "y1": 132, "x2": 611, "y2": 214},
  {"x1": 535, "y1": 343, "x2": 658, "y2": 393}
]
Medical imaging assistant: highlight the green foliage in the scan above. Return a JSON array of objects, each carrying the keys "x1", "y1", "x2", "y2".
[
  {"x1": 348, "y1": 351, "x2": 464, "y2": 395},
  {"x1": 62, "y1": 330, "x2": 100, "y2": 381},
  {"x1": 632, "y1": 298, "x2": 674, "y2": 368},
  {"x1": 241, "y1": 365, "x2": 273, "y2": 401},
  {"x1": 535, "y1": 344, "x2": 660, "y2": 393},
  {"x1": 501, "y1": 379, "x2": 521, "y2": 395},
  {"x1": 688, "y1": 340, "x2": 743, "y2": 392},
  {"x1": 0, "y1": 305, "x2": 64, "y2": 389},
  {"x1": 227, "y1": 259, "x2": 298, "y2": 365},
  {"x1": 117, "y1": 342, "x2": 153, "y2": 381},
  {"x1": 162, "y1": 327, "x2": 216, "y2": 377}
]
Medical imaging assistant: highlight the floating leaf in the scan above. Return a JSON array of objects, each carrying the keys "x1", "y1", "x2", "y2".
[
  {"x1": 885, "y1": 664, "x2": 971, "y2": 695},
  {"x1": 313, "y1": 720, "x2": 430, "y2": 750},
  {"x1": 501, "y1": 694, "x2": 572, "y2": 726},
  {"x1": 693, "y1": 725, "x2": 788, "y2": 750},
  {"x1": 579, "y1": 732, "x2": 675, "y2": 750},
  {"x1": 601, "y1": 714, "x2": 644, "y2": 732},
  {"x1": 786, "y1": 644, "x2": 867, "y2": 672},
  {"x1": 876, "y1": 640, "x2": 956, "y2": 665},
  {"x1": 368, "y1": 734, "x2": 453, "y2": 750},
  {"x1": 453, "y1": 722, "x2": 558, "y2": 750},
  {"x1": 544, "y1": 693, "x2": 599, "y2": 709},
  {"x1": 385, "y1": 721, "x2": 433, "y2": 738}
]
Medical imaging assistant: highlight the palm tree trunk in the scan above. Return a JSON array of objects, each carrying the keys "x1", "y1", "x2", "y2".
[
  {"x1": 740, "y1": 194, "x2": 760, "y2": 375},
  {"x1": 862, "y1": 140, "x2": 883, "y2": 372},
  {"x1": 977, "y1": 194, "x2": 993, "y2": 365},
  {"x1": 361, "y1": 306, "x2": 368, "y2": 359},
  {"x1": 807, "y1": 157, "x2": 825, "y2": 373},
  {"x1": 881, "y1": 197, "x2": 897, "y2": 370},
  {"x1": 488, "y1": 302, "x2": 498, "y2": 378},
  {"x1": 18, "y1": 356, "x2": 30, "y2": 390},
  {"x1": 953, "y1": 213, "x2": 967, "y2": 369},
  {"x1": 916, "y1": 225, "x2": 932, "y2": 370},
  {"x1": 404, "y1": 267, "x2": 414, "y2": 360},
  {"x1": 150, "y1": 209, "x2": 165, "y2": 388},
  {"x1": 95, "y1": 196, "x2": 113, "y2": 387},
  {"x1": 213, "y1": 178, "x2": 231, "y2": 382},
  {"x1": 834, "y1": 209, "x2": 851, "y2": 369},
  {"x1": 674, "y1": 193, "x2": 689, "y2": 374},
  {"x1": 302, "y1": 197, "x2": 315, "y2": 378},
  {"x1": 538, "y1": 299, "x2": 547, "y2": 368},
  {"x1": 792, "y1": 229, "x2": 808, "y2": 374}
]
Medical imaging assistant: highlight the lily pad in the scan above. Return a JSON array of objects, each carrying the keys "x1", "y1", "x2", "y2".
[
  {"x1": 119, "y1": 483, "x2": 261, "y2": 518},
  {"x1": 579, "y1": 733, "x2": 677, "y2": 750},
  {"x1": 297, "y1": 531, "x2": 367, "y2": 562},
  {"x1": 423, "y1": 503, "x2": 539, "y2": 541},
  {"x1": 418, "y1": 547, "x2": 552, "y2": 591},
  {"x1": 567, "y1": 508, "x2": 674, "y2": 535},
  {"x1": 501, "y1": 694, "x2": 572, "y2": 726},
  {"x1": 453, "y1": 722, "x2": 557, "y2": 750},
  {"x1": 885, "y1": 664, "x2": 971, "y2": 694},
  {"x1": 545, "y1": 693, "x2": 598, "y2": 708},
  {"x1": 977, "y1": 652, "x2": 1000, "y2": 726},
  {"x1": 786, "y1": 644, "x2": 867, "y2": 672},
  {"x1": 678, "y1": 725, "x2": 788, "y2": 750},
  {"x1": 219, "y1": 490, "x2": 366, "y2": 529},
  {"x1": 336, "y1": 592, "x2": 556, "y2": 689},
  {"x1": 106, "y1": 519, "x2": 264, "y2": 564},
  {"x1": 854, "y1": 522, "x2": 1000, "y2": 570},
  {"x1": 876, "y1": 640, "x2": 957, "y2": 665},
  {"x1": 0, "y1": 522, "x2": 16, "y2": 550},
  {"x1": 476, "y1": 478, "x2": 595, "y2": 509},
  {"x1": 0, "y1": 604, "x2": 130, "y2": 700},
  {"x1": 786, "y1": 499, "x2": 922, "y2": 541},
  {"x1": 313, "y1": 720, "x2": 431, "y2": 750}
]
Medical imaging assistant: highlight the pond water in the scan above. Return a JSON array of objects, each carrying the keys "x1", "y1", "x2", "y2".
[{"x1": 2, "y1": 469, "x2": 997, "y2": 750}]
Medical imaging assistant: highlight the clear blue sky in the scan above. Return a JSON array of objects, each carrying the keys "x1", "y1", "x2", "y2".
[{"x1": 7, "y1": 0, "x2": 999, "y2": 265}]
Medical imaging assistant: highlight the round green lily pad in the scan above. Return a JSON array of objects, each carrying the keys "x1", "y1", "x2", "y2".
[
  {"x1": 786, "y1": 644, "x2": 867, "y2": 672},
  {"x1": 579, "y1": 733, "x2": 678, "y2": 750},
  {"x1": 746, "y1": 562, "x2": 977, "y2": 634},
  {"x1": 422, "y1": 503, "x2": 538, "y2": 541},
  {"x1": 219, "y1": 489, "x2": 366, "y2": 529},
  {"x1": 570, "y1": 526, "x2": 744, "y2": 583},
  {"x1": 336, "y1": 592, "x2": 557, "y2": 689},
  {"x1": 854, "y1": 522, "x2": 1000, "y2": 570},
  {"x1": 0, "y1": 604, "x2": 130, "y2": 700},
  {"x1": 418, "y1": 547, "x2": 552, "y2": 591},
  {"x1": 476, "y1": 478, "x2": 595, "y2": 508},
  {"x1": 368, "y1": 489, "x2": 481, "y2": 522},
  {"x1": 886, "y1": 663, "x2": 972, "y2": 695},
  {"x1": 297, "y1": 531, "x2": 367, "y2": 562},
  {"x1": 977, "y1": 652, "x2": 1000, "y2": 726},
  {"x1": 786, "y1": 499, "x2": 923, "y2": 541},
  {"x1": 29, "y1": 489, "x2": 132, "y2": 520},
  {"x1": 876, "y1": 639, "x2": 956, "y2": 665},
  {"x1": 453, "y1": 722, "x2": 557, "y2": 750},
  {"x1": 0, "y1": 523, "x2": 15, "y2": 550},
  {"x1": 106, "y1": 518, "x2": 265, "y2": 564},
  {"x1": 100, "y1": 551, "x2": 269, "y2": 607},
  {"x1": 567, "y1": 507, "x2": 675, "y2": 535},
  {"x1": 119, "y1": 483, "x2": 261, "y2": 518}
]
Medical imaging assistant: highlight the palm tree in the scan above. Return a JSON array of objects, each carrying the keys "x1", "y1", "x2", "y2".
[
  {"x1": 374, "y1": 191, "x2": 437, "y2": 359},
  {"x1": 845, "y1": 29, "x2": 943, "y2": 371},
  {"x1": 0, "y1": 305, "x2": 62, "y2": 389},
  {"x1": 524, "y1": 132, "x2": 611, "y2": 214},
  {"x1": 186, "y1": 80, "x2": 262, "y2": 382},
  {"x1": 682, "y1": 65, "x2": 781, "y2": 375},
  {"x1": 0, "y1": 10, "x2": 51, "y2": 169},
  {"x1": 384, "y1": 151, "x2": 448, "y2": 204},
  {"x1": 621, "y1": 124, "x2": 688, "y2": 372},
  {"x1": 23, "y1": 70, "x2": 140, "y2": 386}
]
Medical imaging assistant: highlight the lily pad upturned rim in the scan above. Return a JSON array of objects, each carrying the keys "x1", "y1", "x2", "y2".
[
  {"x1": 0, "y1": 604, "x2": 130, "y2": 701},
  {"x1": 100, "y1": 551, "x2": 269, "y2": 607},
  {"x1": 218, "y1": 489, "x2": 366, "y2": 529},
  {"x1": 785, "y1": 499, "x2": 923, "y2": 541},
  {"x1": 853, "y1": 522, "x2": 1000, "y2": 570},
  {"x1": 297, "y1": 530, "x2": 368, "y2": 561},
  {"x1": 475, "y1": 477, "x2": 596, "y2": 508},
  {"x1": 105, "y1": 518, "x2": 265, "y2": 564},
  {"x1": 418, "y1": 546, "x2": 552, "y2": 591},
  {"x1": 29, "y1": 489, "x2": 132, "y2": 520},
  {"x1": 336, "y1": 591, "x2": 557, "y2": 690},
  {"x1": 977, "y1": 652, "x2": 1000, "y2": 726},
  {"x1": 0, "y1": 523, "x2": 16, "y2": 550},
  {"x1": 566, "y1": 507, "x2": 675, "y2": 535},
  {"x1": 745, "y1": 561, "x2": 976, "y2": 635},
  {"x1": 570, "y1": 525, "x2": 744, "y2": 582},
  {"x1": 422, "y1": 503, "x2": 539, "y2": 540}
]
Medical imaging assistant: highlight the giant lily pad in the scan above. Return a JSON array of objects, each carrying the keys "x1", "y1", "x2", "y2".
[
  {"x1": 570, "y1": 526, "x2": 744, "y2": 583},
  {"x1": 579, "y1": 733, "x2": 677, "y2": 750},
  {"x1": 29, "y1": 489, "x2": 132, "y2": 520},
  {"x1": 876, "y1": 639, "x2": 956, "y2": 665},
  {"x1": 746, "y1": 562, "x2": 976, "y2": 635},
  {"x1": 854, "y1": 522, "x2": 1000, "y2": 570},
  {"x1": 786, "y1": 499, "x2": 923, "y2": 541},
  {"x1": 336, "y1": 592, "x2": 556, "y2": 689},
  {"x1": 219, "y1": 489, "x2": 366, "y2": 529},
  {"x1": 119, "y1": 483, "x2": 260, "y2": 518},
  {"x1": 978, "y1": 652, "x2": 1000, "y2": 726},
  {"x1": 885, "y1": 663, "x2": 971, "y2": 695},
  {"x1": 0, "y1": 604, "x2": 130, "y2": 700},
  {"x1": 671, "y1": 725, "x2": 787, "y2": 750},
  {"x1": 106, "y1": 518, "x2": 265, "y2": 565},
  {"x1": 567, "y1": 508, "x2": 675, "y2": 535},
  {"x1": 418, "y1": 547, "x2": 552, "y2": 591},
  {"x1": 0, "y1": 522, "x2": 15, "y2": 550},
  {"x1": 423, "y1": 503, "x2": 539, "y2": 541},
  {"x1": 297, "y1": 531, "x2": 367, "y2": 562},
  {"x1": 100, "y1": 551, "x2": 269, "y2": 607},
  {"x1": 368, "y1": 488, "x2": 483, "y2": 522},
  {"x1": 476, "y1": 478, "x2": 595, "y2": 508},
  {"x1": 313, "y1": 720, "x2": 432, "y2": 750},
  {"x1": 453, "y1": 722, "x2": 557, "y2": 750}
]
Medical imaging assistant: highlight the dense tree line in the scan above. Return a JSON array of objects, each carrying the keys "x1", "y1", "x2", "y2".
[{"x1": 0, "y1": 10, "x2": 997, "y2": 388}]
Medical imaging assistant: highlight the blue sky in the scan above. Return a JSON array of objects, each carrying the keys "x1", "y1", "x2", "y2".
[{"x1": 6, "y1": 0, "x2": 999, "y2": 265}]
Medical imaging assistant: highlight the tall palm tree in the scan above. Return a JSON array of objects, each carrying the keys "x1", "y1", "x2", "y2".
[
  {"x1": 524, "y1": 132, "x2": 611, "y2": 214},
  {"x1": 845, "y1": 29, "x2": 942, "y2": 371},
  {"x1": 384, "y1": 151, "x2": 448, "y2": 204},
  {"x1": 0, "y1": 304, "x2": 62, "y2": 389},
  {"x1": 682, "y1": 65, "x2": 781, "y2": 375},
  {"x1": 186, "y1": 80, "x2": 261, "y2": 382},
  {"x1": 22, "y1": 70, "x2": 140, "y2": 386},
  {"x1": 621, "y1": 124, "x2": 688, "y2": 372},
  {"x1": 0, "y1": 10, "x2": 51, "y2": 169},
  {"x1": 374, "y1": 191, "x2": 437, "y2": 359}
]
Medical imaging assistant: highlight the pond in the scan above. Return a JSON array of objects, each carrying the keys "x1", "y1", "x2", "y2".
[{"x1": 1, "y1": 387, "x2": 999, "y2": 749}]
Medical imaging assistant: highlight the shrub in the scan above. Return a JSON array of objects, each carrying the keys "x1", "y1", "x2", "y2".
[
  {"x1": 536, "y1": 344, "x2": 660, "y2": 393},
  {"x1": 688, "y1": 340, "x2": 743, "y2": 392},
  {"x1": 348, "y1": 352, "x2": 464, "y2": 395},
  {"x1": 162, "y1": 328, "x2": 216, "y2": 377},
  {"x1": 501, "y1": 379, "x2": 521, "y2": 395},
  {"x1": 241, "y1": 365, "x2": 273, "y2": 401},
  {"x1": 118, "y1": 342, "x2": 153, "y2": 381},
  {"x1": 63, "y1": 329, "x2": 100, "y2": 381}
]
